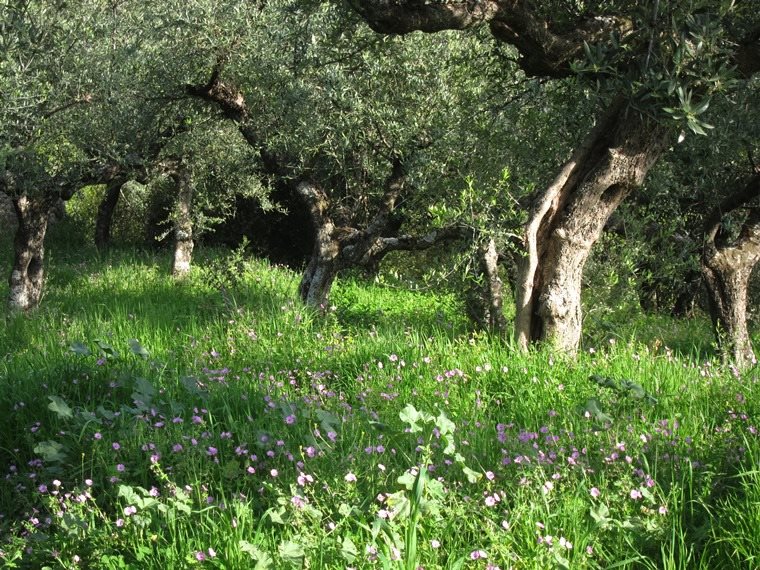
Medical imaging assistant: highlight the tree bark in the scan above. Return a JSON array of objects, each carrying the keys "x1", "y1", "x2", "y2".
[
  {"x1": 467, "y1": 238, "x2": 508, "y2": 335},
  {"x1": 702, "y1": 173, "x2": 760, "y2": 369},
  {"x1": 514, "y1": 100, "x2": 668, "y2": 354},
  {"x1": 297, "y1": 181, "x2": 341, "y2": 308},
  {"x1": 171, "y1": 164, "x2": 194, "y2": 278},
  {"x1": 94, "y1": 180, "x2": 123, "y2": 250},
  {"x1": 8, "y1": 195, "x2": 53, "y2": 311}
]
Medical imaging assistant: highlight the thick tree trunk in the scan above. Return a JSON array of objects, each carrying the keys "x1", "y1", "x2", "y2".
[
  {"x1": 171, "y1": 166, "x2": 194, "y2": 278},
  {"x1": 297, "y1": 182, "x2": 341, "y2": 308},
  {"x1": 702, "y1": 173, "x2": 760, "y2": 369},
  {"x1": 8, "y1": 195, "x2": 53, "y2": 311},
  {"x1": 514, "y1": 100, "x2": 667, "y2": 354},
  {"x1": 94, "y1": 180, "x2": 122, "y2": 250}
]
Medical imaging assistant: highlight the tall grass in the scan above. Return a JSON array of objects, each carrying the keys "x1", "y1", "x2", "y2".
[{"x1": 0, "y1": 233, "x2": 758, "y2": 569}]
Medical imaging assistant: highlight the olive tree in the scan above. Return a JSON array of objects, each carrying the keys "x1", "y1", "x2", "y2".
[{"x1": 347, "y1": 0, "x2": 759, "y2": 354}]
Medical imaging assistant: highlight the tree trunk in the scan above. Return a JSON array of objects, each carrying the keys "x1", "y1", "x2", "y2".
[
  {"x1": 297, "y1": 181, "x2": 341, "y2": 308},
  {"x1": 8, "y1": 195, "x2": 53, "y2": 311},
  {"x1": 171, "y1": 165, "x2": 194, "y2": 278},
  {"x1": 514, "y1": 100, "x2": 668, "y2": 354},
  {"x1": 702, "y1": 173, "x2": 760, "y2": 369},
  {"x1": 94, "y1": 180, "x2": 122, "y2": 250},
  {"x1": 467, "y1": 238, "x2": 507, "y2": 335}
]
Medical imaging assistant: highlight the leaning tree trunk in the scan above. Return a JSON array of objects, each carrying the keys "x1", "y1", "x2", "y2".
[
  {"x1": 94, "y1": 180, "x2": 122, "y2": 250},
  {"x1": 514, "y1": 100, "x2": 668, "y2": 354},
  {"x1": 171, "y1": 165, "x2": 194, "y2": 278},
  {"x1": 8, "y1": 195, "x2": 53, "y2": 311},
  {"x1": 701, "y1": 173, "x2": 760, "y2": 369}
]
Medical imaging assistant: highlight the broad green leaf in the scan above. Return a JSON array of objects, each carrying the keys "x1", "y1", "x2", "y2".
[
  {"x1": 462, "y1": 466, "x2": 483, "y2": 484},
  {"x1": 399, "y1": 404, "x2": 422, "y2": 432},
  {"x1": 340, "y1": 536, "x2": 358, "y2": 563},
  {"x1": 240, "y1": 541, "x2": 273, "y2": 569},
  {"x1": 118, "y1": 485, "x2": 141, "y2": 505},
  {"x1": 34, "y1": 440, "x2": 67, "y2": 463},
  {"x1": 278, "y1": 540, "x2": 305, "y2": 569},
  {"x1": 397, "y1": 471, "x2": 416, "y2": 491},
  {"x1": 267, "y1": 507, "x2": 286, "y2": 525},
  {"x1": 435, "y1": 412, "x2": 456, "y2": 436},
  {"x1": 95, "y1": 339, "x2": 119, "y2": 358},
  {"x1": 69, "y1": 341, "x2": 91, "y2": 356},
  {"x1": 48, "y1": 395, "x2": 73, "y2": 420},
  {"x1": 128, "y1": 338, "x2": 149, "y2": 359}
]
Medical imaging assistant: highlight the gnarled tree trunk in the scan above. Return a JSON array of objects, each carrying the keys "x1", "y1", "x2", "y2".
[
  {"x1": 702, "y1": 172, "x2": 760, "y2": 369},
  {"x1": 8, "y1": 195, "x2": 53, "y2": 311},
  {"x1": 297, "y1": 181, "x2": 341, "y2": 308},
  {"x1": 171, "y1": 165, "x2": 194, "y2": 278},
  {"x1": 95, "y1": 180, "x2": 123, "y2": 250},
  {"x1": 514, "y1": 101, "x2": 668, "y2": 354}
]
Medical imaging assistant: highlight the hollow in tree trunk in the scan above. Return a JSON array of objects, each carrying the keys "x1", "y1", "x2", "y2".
[
  {"x1": 701, "y1": 173, "x2": 760, "y2": 369},
  {"x1": 8, "y1": 195, "x2": 53, "y2": 311},
  {"x1": 514, "y1": 100, "x2": 668, "y2": 354},
  {"x1": 95, "y1": 180, "x2": 123, "y2": 250},
  {"x1": 171, "y1": 165, "x2": 194, "y2": 278}
]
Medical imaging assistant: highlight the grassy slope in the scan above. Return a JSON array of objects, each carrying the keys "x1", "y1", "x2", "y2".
[{"x1": 0, "y1": 232, "x2": 758, "y2": 569}]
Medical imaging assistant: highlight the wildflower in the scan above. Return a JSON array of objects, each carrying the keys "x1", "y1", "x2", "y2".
[
  {"x1": 115, "y1": 518, "x2": 124, "y2": 527},
  {"x1": 270, "y1": 469, "x2": 279, "y2": 478},
  {"x1": 344, "y1": 472, "x2": 357, "y2": 483},
  {"x1": 291, "y1": 495, "x2": 306, "y2": 508},
  {"x1": 659, "y1": 505, "x2": 668, "y2": 515},
  {"x1": 630, "y1": 489, "x2": 643, "y2": 500},
  {"x1": 501, "y1": 520, "x2": 510, "y2": 530},
  {"x1": 207, "y1": 447, "x2": 218, "y2": 457},
  {"x1": 53, "y1": 479, "x2": 62, "y2": 487},
  {"x1": 94, "y1": 432, "x2": 102, "y2": 440},
  {"x1": 590, "y1": 487, "x2": 600, "y2": 498},
  {"x1": 208, "y1": 548, "x2": 216, "y2": 558},
  {"x1": 112, "y1": 442, "x2": 121, "y2": 451},
  {"x1": 123, "y1": 505, "x2": 137, "y2": 516},
  {"x1": 38, "y1": 484, "x2": 48, "y2": 494},
  {"x1": 116, "y1": 464, "x2": 125, "y2": 472},
  {"x1": 485, "y1": 470, "x2": 495, "y2": 481},
  {"x1": 195, "y1": 551, "x2": 206, "y2": 562},
  {"x1": 285, "y1": 415, "x2": 296, "y2": 425},
  {"x1": 430, "y1": 539, "x2": 441, "y2": 549},
  {"x1": 470, "y1": 550, "x2": 488, "y2": 560},
  {"x1": 84, "y1": 479, "x2": 93, "y2": 487}
]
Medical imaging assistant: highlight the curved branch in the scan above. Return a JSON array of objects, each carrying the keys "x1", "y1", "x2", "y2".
[
  {"x1": 703, "y1": 173, "x2": 760, "y2": 251},
  {"x1": 346, "y1": 0, "x2": 500, "y2": 34}
]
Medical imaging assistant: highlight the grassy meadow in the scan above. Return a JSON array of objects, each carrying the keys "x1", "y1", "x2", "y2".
[{"x1": 1, "y1": 230, "x2": 759, "y2": 569}]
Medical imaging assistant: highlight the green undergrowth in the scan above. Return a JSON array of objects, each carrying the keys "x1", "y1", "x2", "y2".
[{"x1": 1, "y1": 239, "x2": 759, "y2": 569}]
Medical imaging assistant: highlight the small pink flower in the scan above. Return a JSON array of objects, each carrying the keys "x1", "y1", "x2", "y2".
[
  {"x1": 630, "y1": 489, "x2": 643, "y2": 500},
  {"x1": 590, "y1": 487, "x2": 601, "y2": 498},
  {"x1": 430, "y1": 539, "x2": 440, "y2": 549},
  {"x1": 470, "y1": 550, "x2": 488, "y2": 560},
  {"x1": 344, "y1": 472, "x2": 357, "y2": 483}
]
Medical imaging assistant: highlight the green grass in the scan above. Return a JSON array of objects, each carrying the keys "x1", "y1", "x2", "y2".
[{"x1": 1, "y1": 232, "x2": 759, "y2": 569}]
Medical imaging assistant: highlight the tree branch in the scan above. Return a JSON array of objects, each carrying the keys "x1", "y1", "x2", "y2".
[{"x1": 704, "y1": 172, "x2": 760, "y2": 251}]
